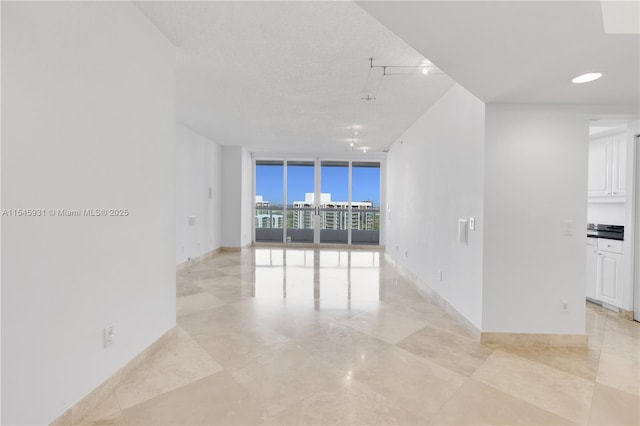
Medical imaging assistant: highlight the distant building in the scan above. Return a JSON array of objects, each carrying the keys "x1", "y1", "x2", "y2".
[
  {"x1": 291, "y1": 193, "x2": 377, "y2": 231},
  {"x1": 256, "y1": 193, "x2": 378, "y2": 231},
  {"x1": 255, "y1": 195, "x2": 282, "y2": 228},
  {"x1": 255, "y1": 195, "x2": 270, "y2": 208}
]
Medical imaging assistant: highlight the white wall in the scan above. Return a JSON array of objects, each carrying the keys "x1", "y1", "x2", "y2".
[
  {"x1": 221, "y1": 146, "x2": 242, "y2": 247},
  {"x1": 220, "y1": 146, "x2": 253, "y2": 248},
  {"x1": 622, "y1": 119, "x2": 640, "y2": 311},
  {"x1": 385, "y1": 84, "x2": 485, "y2": 330},
  {"x1": 241, "y1": 148, "x2": 254, "y2": 247},
  {"x1": 483, "y1": 104, "x2": 588, "y2": 334},
  {"x1": 0, "y1": 3, "x2": 3, "y2": 420},
  {"x1": 587, "y1": 203, "x2": 625, "y2": 225},
  {"x1": 1, "y1": 3, "x2": 175, "y2": 424},
  {"x1": 176, "y1": 123, "x2": 222, "y2": 264},
  {"x1": 633, "y1": 121, "x2": 640, "y2": 319}
]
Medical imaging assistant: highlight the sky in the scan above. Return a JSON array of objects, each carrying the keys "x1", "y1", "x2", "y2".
[{"x1": 256, "y1": 164, "x2": 380, "y2": 206}]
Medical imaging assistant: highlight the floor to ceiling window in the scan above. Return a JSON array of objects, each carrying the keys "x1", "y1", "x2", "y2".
[
  {"x1": 286, "y1": 161, "x2": 315, "y2": 243},
  {"x1": 254, "y1": 158, "x2": 381, "y2": 245},
  {"x1": 320, "y1": 161, "x2": 349, "y2": 244},
  {"x1": 351, "y1": 162, "x2": 381, "y2": 245},
  {"x1": 255, "y1": 160, "x2": 284, "y2": 243}
]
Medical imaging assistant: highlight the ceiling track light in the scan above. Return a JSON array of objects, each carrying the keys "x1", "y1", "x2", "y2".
[{"x1": 368, "y1": 57, "x2": 445, "y2": 76}]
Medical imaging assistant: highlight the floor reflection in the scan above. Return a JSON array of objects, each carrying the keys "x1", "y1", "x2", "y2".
[{"x1": 253, "y1": 248, "x2": 381, "y2": 310}]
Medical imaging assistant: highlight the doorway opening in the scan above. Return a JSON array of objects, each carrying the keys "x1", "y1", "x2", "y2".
[{"x1": 586, "y1": 117, "x2": 640, "y2": 322}]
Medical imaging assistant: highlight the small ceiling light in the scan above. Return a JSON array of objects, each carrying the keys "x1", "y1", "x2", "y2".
[
  {"x1": 421, "y1": 67, "x2": 429, "y2": 75},
  {"x1": 363, "y1": 149, "x2": 367, "y2": 153},
  {"x1": 350, "y1": 142, "x2": 354, "y2": 147},
  {"x1": 354, "y1": 131, "x2": 359, "y2": 135},
  {"x1": 572, "y1": 72, "x2": 602, "y2": 84}
]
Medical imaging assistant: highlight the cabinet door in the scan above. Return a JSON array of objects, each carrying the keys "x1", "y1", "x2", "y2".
[
  {"x1": 596, "y1": 251, "x2": 623, "y2": 306},
  {"x1": 588, "y1": 137, "x2": 610, "y2": 197},
  {"x1": 586, "y1": 240, "x2": 598, "y2": 299},
  {"x1": 611, "y1": 133, "x2": 627, "y2": 196}
]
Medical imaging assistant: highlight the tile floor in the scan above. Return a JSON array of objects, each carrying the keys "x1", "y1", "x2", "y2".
[{"x1": 81, "y1": 248, "x2": 639, "y2": 425}]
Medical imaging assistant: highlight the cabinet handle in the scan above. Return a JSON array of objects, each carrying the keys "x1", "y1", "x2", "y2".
[{"x1": 613, "y1": 192, "x2": 617, "y2": 195}]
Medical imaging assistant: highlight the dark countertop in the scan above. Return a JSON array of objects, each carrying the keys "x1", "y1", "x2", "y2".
[{"x1": 587, "y1": 232, "x2": 624, "y2": 241}]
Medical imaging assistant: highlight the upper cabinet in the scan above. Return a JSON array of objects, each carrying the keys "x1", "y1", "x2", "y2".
[
  {"x1": 588, "y1": 132, "x2": 626, "y2": 201},
  {"x1": 588, "y1": 137, "x2": 609, "y2": 197},
  {"x1": 612, "y1": 133, "x2": 626, "y2": 196}
]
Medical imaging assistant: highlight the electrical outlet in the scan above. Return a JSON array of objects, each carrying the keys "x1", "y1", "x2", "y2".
[
  {"x1": 404, "y1": 250, "x2": 408, "y2": 257},
  {"x1": 104, "y1": 326, "x2": 115, "y2": 348},
  {"x1": 560, "y1": 300, "x2": 569, "y2": 313}
]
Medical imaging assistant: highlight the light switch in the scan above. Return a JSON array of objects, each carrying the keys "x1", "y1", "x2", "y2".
[
  {"x1": 469, "y1": 217, "x2": 475, "y2": 231},
  {"x1": 563, "y1": 220, "x2": 573, "y2": 236},
  {"x1": 188, "y1": 216, "x2": 196, "y2": 226}
]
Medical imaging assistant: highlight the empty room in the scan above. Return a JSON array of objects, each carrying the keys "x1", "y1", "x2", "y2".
[{"x1": 2, "y1": 1, "x2": 639, "y2": 425}]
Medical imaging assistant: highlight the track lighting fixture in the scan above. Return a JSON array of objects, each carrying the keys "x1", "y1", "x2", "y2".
[{"x1": 368, "y1": 57, "x2": 444, "y2": 76}]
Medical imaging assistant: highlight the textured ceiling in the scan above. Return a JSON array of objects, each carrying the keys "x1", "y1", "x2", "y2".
[
  {"x1": 357, "y1": 0, "x2": 640, "y2": 107},
  {"x1": 135, "y1": 1, "x2": 455, "y2": 154}
]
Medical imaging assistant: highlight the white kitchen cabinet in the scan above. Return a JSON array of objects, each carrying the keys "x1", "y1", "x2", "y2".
[
  {"x1": 588, "y1": 137, "x2": 609, "y2": 197},
  {"x1": 595, "y1": 239, "x2": 623, "y2": 307},
  {"x1": 611, "y1": 133, "x2": 626, "y2": 196},
  {"x1": 586, "y1": 239, "x2": 598, "y2": 300},
  {"x1": 588, "y1": 132, "x2": 627, "y2": 200}
]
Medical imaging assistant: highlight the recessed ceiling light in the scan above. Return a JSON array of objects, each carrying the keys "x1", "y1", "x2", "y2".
[
  {"x1": 421, "y1": 67, "x2": 429, "y2": 75},
  {"x1": 350, "y1": 142, "x2": 354, "y2": 147},
  {"x1": 354, "y1": 131, "x2": 359, "y2": 135},
  {"x1": 571, "y1": 72, "x2": 602, "y2": 84},
  {"x1": 363, "y1": 149, "x2": 367, "y2": 153}
]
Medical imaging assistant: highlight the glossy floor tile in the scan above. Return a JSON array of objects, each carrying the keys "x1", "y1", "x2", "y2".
[
  {"x1": 471, "y1": 350, "x2": 595, "y2": 424},
  {"x1": 81, "y1": 247, "x2": 639, "y2": 425}
]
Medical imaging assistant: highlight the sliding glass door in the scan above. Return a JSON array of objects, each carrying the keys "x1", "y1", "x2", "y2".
[
  {"x1": 320, "y1": 161, "x2": 349, "y2": 244},
  {"x1": 254, "y1": 159, "x2": 381, "y2": 245},
  {"x1": 351, "y1": 162, "x2": 380, "y2": 245},
  {"x1": 286, "y1": 161, "x2": 315, "y2": 243},
  {"x1": 255, "y1": 161, "x2": 284, "y2": 243}
]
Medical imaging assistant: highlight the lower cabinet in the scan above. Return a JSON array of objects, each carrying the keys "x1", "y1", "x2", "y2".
[
  {"x1": 596, "y1": 243, "x2": 623, "y2": 307},
  {"x1": 586, "y1": 239, "x2": 598, "y2": 300}
]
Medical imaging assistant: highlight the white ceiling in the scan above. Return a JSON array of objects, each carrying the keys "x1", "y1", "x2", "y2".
[
  {"x1": 601, "y1": 1, "x2": 640, "y2": 34},
  {"x1": 134, "y1": 1, "x2": 455, "y2": 154},
  {"x1": 357, "y1": 0, "x2": 640, "y2": 107}
]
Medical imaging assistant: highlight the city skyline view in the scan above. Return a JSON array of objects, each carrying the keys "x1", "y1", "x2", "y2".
[{"x1": 255, "y1": 163, "x2": 381, "y2": 206}]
